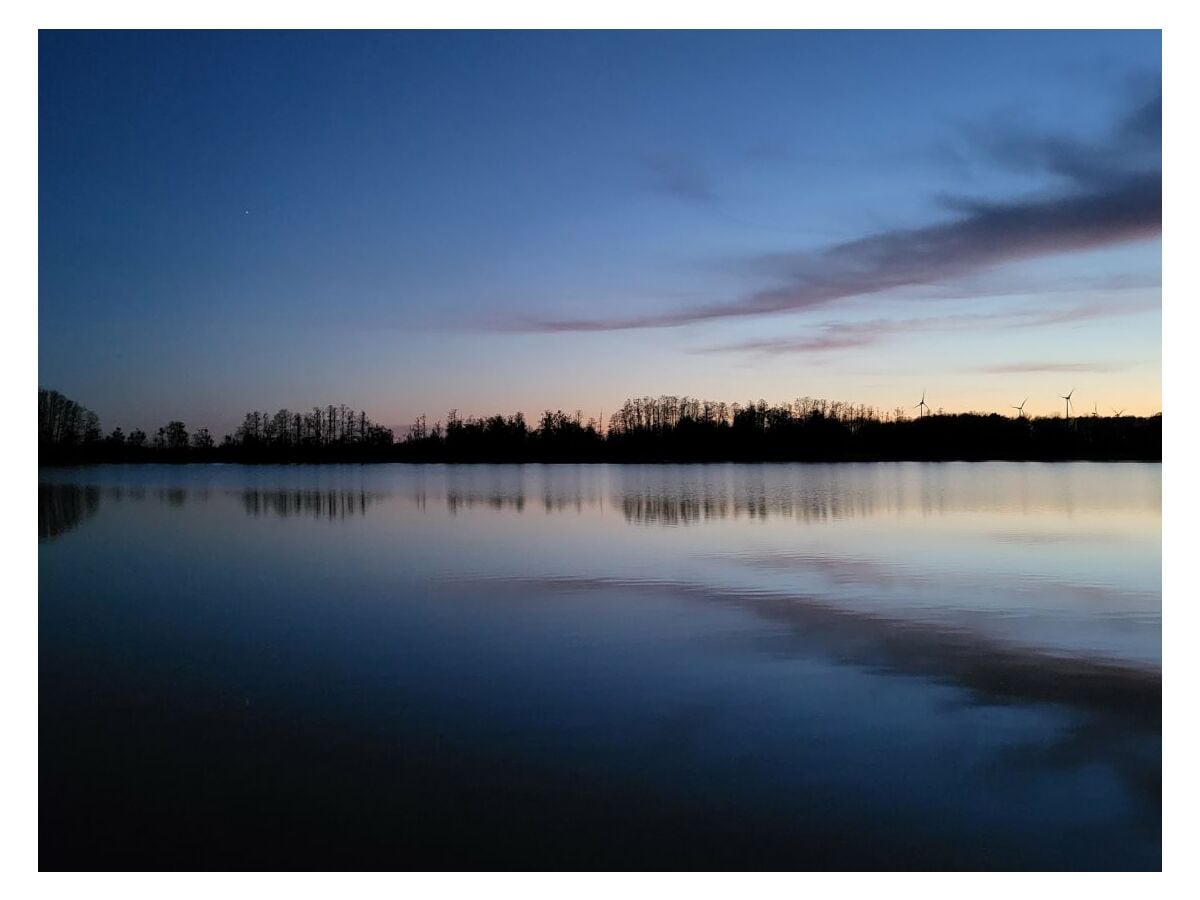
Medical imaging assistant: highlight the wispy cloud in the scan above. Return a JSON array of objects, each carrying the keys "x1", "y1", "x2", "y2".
[
  {"x1": 972, "y1": 361, "x2": 1132, "y2": 375},
  {"x1": 640, "y1": 153, "x2": 718, "y2": 205},
  {"x1": 693, "y1": 300, "x2": 1155, "y2": 358},
  {"x1": 521, "y1": 93, "x2": 1160, "y2": 334},
  {"x1": 959, "y1": 95, "x2": 1160, "y2": 190}
]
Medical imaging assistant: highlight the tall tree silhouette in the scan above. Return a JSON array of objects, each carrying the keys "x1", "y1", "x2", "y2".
[{"x1": 38, "y1": 389, "x2": 1161, "y2": 466}]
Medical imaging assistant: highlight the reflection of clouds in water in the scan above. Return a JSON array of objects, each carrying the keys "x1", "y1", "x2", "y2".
[
  {"x1": 991, "y1": 717, "x2": 1160, "y2": 822},
  {"x1": 718, "y1": 549, "x2": 1160, "y2": 614},
  {"x1": 39, "y1": 464, "x2": 1160, "y2": 869},
  {"x1": 464, "y1": 573, "x2": 1160, "y2": 726},
  {"x1": 449, "y1": 571, "x2": 1161, "y2": 838},
  {"x1": 987, "y1": 530, "x2": 1122, "y2": 545}
]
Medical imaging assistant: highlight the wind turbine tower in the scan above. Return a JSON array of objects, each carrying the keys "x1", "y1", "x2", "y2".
[
  {"x1": 1060, "y1": 388, "x2": 1075, "y2": 420},
  {"x1": 914, "y1": 390, "x2": 929, "y2": 419}
]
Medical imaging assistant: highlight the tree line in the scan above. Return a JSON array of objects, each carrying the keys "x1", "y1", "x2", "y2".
[
  {"x1": 39, "y1": 388, "x2": 1162, "y2": 465},
  {"x1": 39, "y1": 391, "x2": 396, "y2": 463}
]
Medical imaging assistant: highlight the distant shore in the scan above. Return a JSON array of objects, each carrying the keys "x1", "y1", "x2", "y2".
[
  {"x1": 40, "y1": 389, "x2": 1162, "y2": 466},
  {"x1": 41, "y1": 438, "x2": 1161, "y2": 467},
  {"x1": 37, "y1": 457, "x2": 1166, "y2": 466}
]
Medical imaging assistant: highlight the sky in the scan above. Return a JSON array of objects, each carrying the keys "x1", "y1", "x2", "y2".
[{"x1": 38, "y1": 30, "x2": 1161, "y2": 436}]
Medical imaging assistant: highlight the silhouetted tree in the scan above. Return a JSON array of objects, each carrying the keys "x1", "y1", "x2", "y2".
[
  {"x1": 39, "y1": 388, "x2": 98, "y2": 448},
  {"x1": 83, "y1": 411, "x2": 102, "y2": 444},
  {"x1": 37, "y1": 389, "x2": 1161, "y2": 466}
]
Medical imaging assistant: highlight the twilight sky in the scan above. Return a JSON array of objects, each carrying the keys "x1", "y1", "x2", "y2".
[{"x1": 39, "y1": 30, "x2": 1161, "y2": 436}]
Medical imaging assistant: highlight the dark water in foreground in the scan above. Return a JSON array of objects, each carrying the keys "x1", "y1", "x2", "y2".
[{"x1": 39, "y1": 463, "x2": 1160, "y2": 870}]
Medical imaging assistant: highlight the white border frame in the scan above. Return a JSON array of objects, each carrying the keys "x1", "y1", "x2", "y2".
[{"x1": 11, "y1": 5, "x2": 1194, "y2": 895}]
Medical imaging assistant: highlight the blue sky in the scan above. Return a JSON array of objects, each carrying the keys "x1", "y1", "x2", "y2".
[{"x1": 39, "y1": 30, "x2": 1161, "y2": 434}]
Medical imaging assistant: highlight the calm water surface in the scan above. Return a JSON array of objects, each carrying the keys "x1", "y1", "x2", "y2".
[{"x1": 39, "y1": 463, "x2": 1161, "y2": 870}]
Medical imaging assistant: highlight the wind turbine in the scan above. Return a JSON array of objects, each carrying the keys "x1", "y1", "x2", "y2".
[
  {"x1": 914, "y1": 389, "x2": 929, "y2": 418},
  {"x1": 1060, "y1": 388, "x2": 1075, "y2": 420},
  {"x1": 1112, "y1": 408, "x2": 1125, "y2": 418},
  {"x1": 1011, "y1": 398, "x2": 1027, "y2": 419}
]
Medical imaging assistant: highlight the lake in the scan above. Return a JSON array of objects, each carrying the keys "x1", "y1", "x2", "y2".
[{"x1": 38, "y1": 462, "x2": 1161, "y2": 870}]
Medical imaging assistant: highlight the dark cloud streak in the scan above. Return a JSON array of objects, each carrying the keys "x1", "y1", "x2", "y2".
[
  {"x1": 521, "y1": 94, "x2": 1160, "y2": 334},
  {"x1": 694, "y1": 300, "x2": 1156, "y2": 357},
  {"x1": 640, "y1": 153, "x2": 719, "y2": 206},
  {"x1": 973, "y1": 361, "x2": 1131, "y2": 375}
]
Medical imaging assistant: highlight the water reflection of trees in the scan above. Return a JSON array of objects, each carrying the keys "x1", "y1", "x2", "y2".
[
  {"x1": 446, "y1": 491, "x2": 527, "y2": 514},
  {"x1": 158, "y1": 487, "x2": 189, "y2": 507},
  {"x1": 618, "y1": 488, "x2": 881, "y2": 526},
  {"x1": 436, "y1": 482, "x2": 888, "y2": 524},
  {"x1": 444, "y1": 489, "x2": 606, "y2": 516},
  {"x1": 239, "y1": 488, "x2": 377, "y2": 520},
  {"x1": 39, "y1": 483, "x2": 101, "y2": 540}
]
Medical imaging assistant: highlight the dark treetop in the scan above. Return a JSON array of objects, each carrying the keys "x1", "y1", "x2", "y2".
[{"x1": 40, "y1": 389, "x2": 1161, "y2": 465}]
